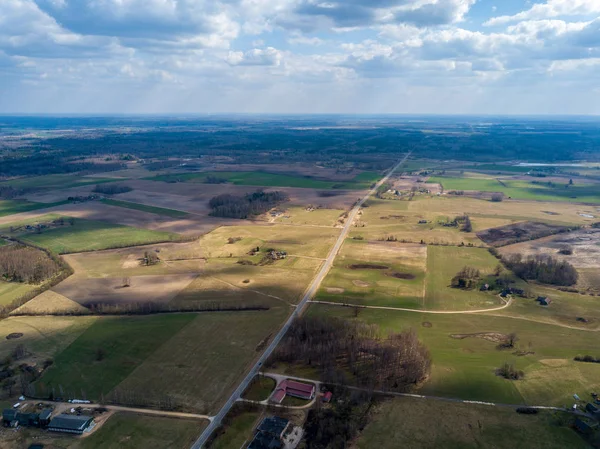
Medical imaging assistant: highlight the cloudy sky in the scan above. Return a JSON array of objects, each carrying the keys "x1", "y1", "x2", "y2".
[{"x1": 1, "y1": 0, "x2": 599, "y2": 114}]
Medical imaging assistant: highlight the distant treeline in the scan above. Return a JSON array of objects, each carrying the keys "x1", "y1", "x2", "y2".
[
  {"x1": 502, "y1": 254, "x2": 578, "y2": 286},
  {"x1": 92, "y1": 183, "x2": 133, "y2": 195},
  {"x1": 209, "y1": 190, "x2": 288, "y2": 219},
  {"x1": 0, "y1": 153, "x2": 124, "y2": 178},
  {"x1": 0, "y1": 245, "x2": 62, "y2": 284}
]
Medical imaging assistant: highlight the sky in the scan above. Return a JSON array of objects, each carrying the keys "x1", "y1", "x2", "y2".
[{"x1": 1, "y1": 0, "x2": 599, "y2": 115}]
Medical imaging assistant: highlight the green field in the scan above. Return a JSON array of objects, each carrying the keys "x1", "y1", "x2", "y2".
[
  {"x1": 424, "y1": 246, "x2": 503, "y2": 311},
  {"x1": 317, "y1": 239, "x2": 426, "y2": 309},
  {"x1": 112, "y1": 308, "x2": 289, "y2": 413},
  {"x1": 358, "y1": 398, "x2": 588, "y2": 449},
  {"x1": 429, "y1": 175, "x2": 600, "y2": 203},
  {"x1": 37, "y1": 314, "x2": 196, "y2": 399},
  {"x1": 146, "y1": 170, "x2": 378, "y2": 189},
  {"x1": 0, "y1": 280, "x2": 36, "y2": 306},
  {"x1": 101, "y1": 198, "x2": 190, "y2": 218},
  {"x1": 1, "y1": 214, "x2": 181, "y2": 253},
  {"x1": 0, "y1": 199, "x2": 69, "y2": 217},
  {"x1": 209, "y1": 410, "x2": 261, "y2": 449},
  {"x1": 0, "y1": 174, "x2": 119, "y2": 190},
  {"x1": 308, "y1": 304, "x2": 600, "y2": 406},
  {"x1": 242, "y1": 376, "x2": 276, "y2": 401},
  {"x1": 75, "y1": 413, "x2": 206, "y2": 449}
]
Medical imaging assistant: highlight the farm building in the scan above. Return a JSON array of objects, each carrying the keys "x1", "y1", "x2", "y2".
[
  {"x1": 322, "y1": 391, "x2": 333, "y2": 403},
  {"x1": 271, "y1": 379, "x2": 316, "y2": 404},
  {"x1": 575, "y1": 418, "x2": 598, "y2": 435},
  {"x1": 47, "y1": 414, "x2": 94, "y2": 434},
  {"x1": 2, "y1": 409, "x2": 51, "y2": 428},
  {"x1": 537, "y1": 296, "x2": 552, "y2": 306},
  {"x1": 248, "y1": 416, "x2": 289, "y2": 449},
  {"x1": 586, "y1": 403, "x2": 600, "y2": 417}
]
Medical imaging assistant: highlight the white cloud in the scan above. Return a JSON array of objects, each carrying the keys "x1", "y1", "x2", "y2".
[
  {"x1": 226, "y1": 47, "x2": 282, "y2": 66},
  {"x1": 485, "y1": 0, "x2": 600, "y2": 26}
]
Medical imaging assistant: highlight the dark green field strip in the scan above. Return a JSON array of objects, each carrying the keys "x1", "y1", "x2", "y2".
[
  {"x1": 145, "y1": 170, "x2": 379, "y2": 190},
  {"x1": 0, "y1": 174, "x2": 124, "y2": 191},
  {"x1": 101, "y1": 198, "x2": 190, "y2": 218},
  {"x1": 0, "y1": 199, "x2": 70, "y2": 217},
  {"x1": 1, "y1": 214, "x2": 182, "y2": 254},
  {"x1": 36, "y1": 314, "x2": 196, "y2": 400}
]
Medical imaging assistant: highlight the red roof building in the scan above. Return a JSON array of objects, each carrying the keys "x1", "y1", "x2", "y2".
[{"x1": 270, "y1": 380, "x2": 315, "y2": 404}]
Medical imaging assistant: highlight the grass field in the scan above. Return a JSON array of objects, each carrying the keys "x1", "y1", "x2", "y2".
[
  {"x1": 308, "y1": 304, "x2": 600, "y2": 406},
  {"x1": 273, "y1": 206, "x2": 345, "y2": 226},
  {"x1": 208, "y1": 411, "x2": 261, "y2": 449},
  {"x1": 429, "y1": 175, "x2": 600, "y2": 203},
  {"x1": 357, "y1": 398, "x2": 588, "y2": 449},
  {"x1": 146, "y1": 170, "x2": 378, "y2": 189},
  {"x1": 37, "y1": 314, "x2": 195, "y2": 400},
  {"x1": 200, "y1": 224, "x2": 339, "y2": 259},
  {"x1": 10, "y1": 290, "x2": 90, "y2": 315},
  {"x1": 0, "y1": 280, "x2": 36, "y2": 306},
  {"x1": 1, "y1": 214, "x2": 182, "y2": 253},
  {"x1": 101, "y1": 198, "x2": 190, "y2": 218},
  {"x1": 113, "y1": 308, "x2": 289, "y2": 413},
  {"x1": 0, "y1": 315, "x2": 97, "y2": 361},
  {"x1": 75, "y1": 413, "x2": 206, "y2": 449},
  {"x1": 242, "y1": 376, "x2": 276, "y2": 401},
  {"x1": 424, "y1": 246, "x2": 503, "y2": 311},
  {"x1": 0, "y1": 174, "x2": 119, "y2": 191},
  {"x1": 0, "y1": 199, "x2": 69, "y2": 217},
  {"x1": 316, "y1": 239, "x2": 426, "y2": 308}
]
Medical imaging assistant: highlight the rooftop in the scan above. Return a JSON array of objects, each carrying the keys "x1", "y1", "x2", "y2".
[{"x1": 48, "y1": 414, "x2": 93, "y2": 431}]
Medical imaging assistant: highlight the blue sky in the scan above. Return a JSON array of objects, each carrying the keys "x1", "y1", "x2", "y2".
[{"x1": 1, "y1": 0, "x2": 599, "y2": 114}]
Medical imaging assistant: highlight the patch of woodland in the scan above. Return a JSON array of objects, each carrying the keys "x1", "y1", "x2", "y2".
[
  {"x1": 268, "y1": 316, "x2": 431, "y2": 392},
  {"x1": 502, "y1": 254, "x2": 578, "y2": 286},
  {"x1": 0, "y1": 244, "x2": 62, "y2": 283},
  {"x1": 209, "y1": 190, "x2": 289, "y2": 219},
  {"x1": 92, "y1": 183, "x2": 133, "y2": 195},
  {"x1": 574, "y1": 355, "x2": 600, "y2": 364}
]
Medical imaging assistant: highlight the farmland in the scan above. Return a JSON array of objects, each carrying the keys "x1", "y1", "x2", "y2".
[
  {"x1": 429, "y1": 175, "x2": 600, "y2": 203},
  {"x1": 308, "y1": 304, "x2": 600, "y2": 406},
  {"x1": 146, "y1": 170, "x2": 379, "y2": 190},
  {"x1": 0, "y1": 173, "x2": 120, "y2": 191},
  {"x1": 358, "y1": 398, "x2": 588, "y2": 449},
  {"x1": 1, "y1": 214, "x2": 182, "y2": 253},
  {"x1": 0, "y1": 199, "x2": 68, "y2": 217},
  {"x1": 100, "y1": 198, "x2": 190, "y2": 218}
]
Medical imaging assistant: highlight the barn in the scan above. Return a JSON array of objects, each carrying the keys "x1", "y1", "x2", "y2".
[{"x1": 48, "y1": 414, "x2": 94, "y2": 434}]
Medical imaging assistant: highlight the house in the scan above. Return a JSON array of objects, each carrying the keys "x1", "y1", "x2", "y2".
[
  {"x1": 2, "y1": 409, "x2": 18, "y2": 427},
  {"x1": 586, "y1": 403, "x2": 600, "y2": 416},
  {"x1": 322, "y1": 391, "x2": 333, "y2": 403},
  {"x1": 248, "y1": 416, "x2": 290, "y2": 449},
  {"x1": 2, "y1": 409, "x2": 42, "y2": 428},
  {"x1": 537, "y1": 296, "x2": 552, "y2": 306},
  {"x1": 48, "y1": 414, "x2": 94, "y2": 434},
  {"x1": 39, "y1": 409, "x2": 52, "y2": 427},
  {"x1": 271, "y1": 379, "x2": 316, "y2": 404},
  {"x1": 574, "y1": 418, "x2": 598, "y2": 435}
]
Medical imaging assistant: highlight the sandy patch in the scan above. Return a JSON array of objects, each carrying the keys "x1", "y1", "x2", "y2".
[
  {"x1": 449, "y1": 332, "x2": 508, "y2": 344},
  {"x1": 52, "y1": 274, "x2": 198, "y2": 307},
  {"x1": 326, "y1": 287, "x2": 345, "y2": 294},
  {"x1": 121, "y1": 254, "x2": 141, "y2": 269},
  {"x1": 352, "y1": 280, "x2": 370, "y2": 287},
  {"x1": 539, "y1": 359, "x2": 570, "y2": 367}
]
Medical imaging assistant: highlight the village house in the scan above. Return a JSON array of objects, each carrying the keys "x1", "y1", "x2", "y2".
[{"x1": 271, "y1": 379, "x2": 316, "y2": 404}]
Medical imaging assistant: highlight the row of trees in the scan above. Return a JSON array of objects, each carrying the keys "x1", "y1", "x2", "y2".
[
  {"x1": 92, "y1": 183, "x2": 133, "y2": 195},
  {"x1": 0, "y1": 245, "x2": 62, "y2": 284},
  {"x1": 209, "y1": 190, "x2": 289, "y2": 219},
  {"x1": 502, "y1": 254, "x2": 578, "y2": 286},
  {"x1": 270, "y1": 316, "x2": 431, "y2": 392}
]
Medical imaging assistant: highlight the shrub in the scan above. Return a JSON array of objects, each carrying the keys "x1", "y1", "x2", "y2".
[
  {"x1": 497, "y1": 362, "x2": 524, "y2": 380},
  {"x1": 491, "y1": 193, "x2": 504, "y2": 202},
  {"x1": 451, "y1": 266, "x2": 480, "y2": 289}
]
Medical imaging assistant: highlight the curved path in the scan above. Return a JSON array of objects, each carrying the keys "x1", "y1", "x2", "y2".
[
  {"x1": 308, "y1": 297, "x2": 513, "y2": 314},
  {"x1": 190, "y1": 153, "x2": 412, "y2": 448}
]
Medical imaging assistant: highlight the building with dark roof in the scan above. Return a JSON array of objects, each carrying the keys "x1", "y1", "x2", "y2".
[
  {"x1": 575, "y1": 418, "x2": 597, "y2": 435},
  {"x1": 248, "y1": 416, "x2": 289, "y2": 449},
  {"x1": 2, "y1": 409, "x2": 42, "y2": 428},
  {"x1": 39, "y1": 409, "x2": 52, "y2": 426},
  {"x1": 48, "y1": 414, "x2": 94, "y2": 434}
]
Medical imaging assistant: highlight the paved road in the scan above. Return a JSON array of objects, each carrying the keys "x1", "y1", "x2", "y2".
[{"x1": 190, "y1": 153, "x2": 411, "y2": 448}]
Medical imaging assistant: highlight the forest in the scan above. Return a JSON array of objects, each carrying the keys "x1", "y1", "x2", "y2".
[
  {"x1": 502, "y1": 254, "x2": 579, "y2": 286},
  {"x1": 0, "y1": 245, "x2": 62, "y2": 284},
  {"x1": 270, "y1": 316, "x2": 431, "y2": 391},
  {"x1": 208, "y1": 190, "x2": 289, "y2": 219}
]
